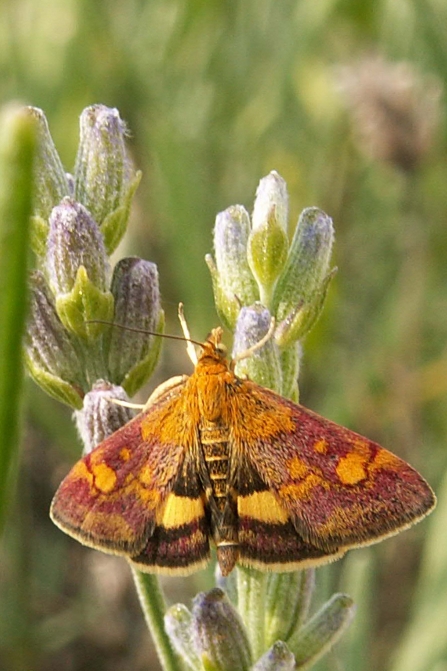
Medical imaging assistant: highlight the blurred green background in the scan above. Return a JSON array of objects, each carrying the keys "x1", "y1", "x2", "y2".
[{"x1": 2, "y1": 0, "x2": 447, "y2": 669}]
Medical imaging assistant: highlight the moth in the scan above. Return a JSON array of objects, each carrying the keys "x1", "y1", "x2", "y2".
[{"x1": 51, "y1": 327, "x2": 436, "y2": 576}]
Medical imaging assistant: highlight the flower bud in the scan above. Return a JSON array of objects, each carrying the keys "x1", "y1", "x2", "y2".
[
  {"x1": 75, "y1": 381, "x2": 134, "y2": 454},
  {"x1": 248, "y1": 171, "x2": 289, "y2": 306},
  {"x1": 206, "y1": 205, "x2": 258, "y2": 329},
  {"x1": 164, "y1": 604, "x2": 201, "y2": 671},
  {"x1": 25, "y1": 271, "x2": 84, "y2": 409},
  {"x1": 192, "y1": 589, "x2": 252, "y2": 671},
  {"x1": 252, "y1": 171, "x2": 288, "y2": 233},
  {"x1": 74, "y1": 105, "x2": 141, "y2": 253},
  {"x1": 288, "y1": 593, "x2": 356, "y2": 668},
  {"x1": 252, "y1": 641, "x2": 295, "y2": 671},
  {"x1": 233, "y1": 305, "x2": 282, "y2": 392},
  {"x1": 272, "y1": 207, "x2": 335, "y2": 348},
  {"x1": 47, "y1": 198, "x2": 109, "y2": 294},
  {"x1": 106, "y1": 258, "x2": 164, "y2": 396},
  {"x1": 25, "y1": 107, "x2": 70, "y2": 256},
  {"x1": 46, "y1": 198, "x2": 114, "y2": 339}
]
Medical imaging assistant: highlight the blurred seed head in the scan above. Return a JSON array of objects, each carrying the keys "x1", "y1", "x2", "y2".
[{"x1": 338, "y1": 56, "x2": 442, "y2": 172}]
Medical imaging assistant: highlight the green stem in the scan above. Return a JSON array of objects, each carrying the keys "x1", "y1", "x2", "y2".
[
  {"x1": 131, "y1": 568, "x2": 185, "y2": 671},
  {"x1": 236, "y1": 565, "x2": 267, "y2": 660},
  {"x1": 259, "y1": 284, "x2": 273, "y2": 309},
  {"x1": 0, "y1": 105, "x2": 36, "y2": 531}
]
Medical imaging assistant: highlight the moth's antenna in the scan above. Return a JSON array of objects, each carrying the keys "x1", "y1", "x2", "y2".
[
  {"x1": 85, "y1": 319, "x2": 203, "y2": 349},
  {"x1": 178, "y1": 303, "x2": 198, "y2": 365},
  {"x1": 232, "y1": 317, "x2": 276, "y2": 364}
]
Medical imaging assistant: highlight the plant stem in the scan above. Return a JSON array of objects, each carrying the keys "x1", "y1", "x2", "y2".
[
  {"x1": 131, "y1": 568, "x2": 185, "y2": 671},
  {"x1": 0, "y1": 105, "x2": 36, "y2": 531},
  {"x1": 236, "y1": 565, "x2": 266, "y2": 660}
]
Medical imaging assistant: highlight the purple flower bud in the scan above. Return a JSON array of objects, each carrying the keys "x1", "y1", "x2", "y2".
[
  {"x1": 192, "y1": 589, "x2": 252, "y2": 671},
  {"x1": 74, "y1": 105, "x2": 141, "y2": 253},
  {"x1": 233, "y1": 305, "x2": 282, "y2": 392},
  {"x1": 75, "y1": 381, "x2": 134, "y2": 453},
  {"x1": 25, "y1": 107, "x2": 70, "y2": 224},
  {"x1": 272, "y1": 207, "x2": 335, "y2": 347},
  {"x1": 206, "y1": 205, "x2": 258, "y2": 328},
  {"x1": 106, "y1": 257, "x2": 163, "y2": 395},
  {"x1": 46, "y1": 197, "x2": 109, "y2": 296},
  {"x1": 25, "y1": 271, "x2": 84, "y2": 408},
  {"x1": 252, "y1": 641, "x2": 295, "y2": 671}
]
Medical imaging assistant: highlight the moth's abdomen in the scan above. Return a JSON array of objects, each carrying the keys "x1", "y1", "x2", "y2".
[{"x1": 199, "y1": 424, "x2": 231, "y2": 512}]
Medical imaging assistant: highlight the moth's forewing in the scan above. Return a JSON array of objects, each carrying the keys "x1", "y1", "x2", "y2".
[
  {"x1": 50, "y1": 389, "x2": 189, "y2": 557},
  {"x1": 230, "y1": 383, "x2": 435, "y2": 569}
]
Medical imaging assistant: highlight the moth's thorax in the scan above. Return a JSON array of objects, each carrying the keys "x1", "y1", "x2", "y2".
[{"x1": 193, "y1": 353, "x2": 234, "y2": 423}]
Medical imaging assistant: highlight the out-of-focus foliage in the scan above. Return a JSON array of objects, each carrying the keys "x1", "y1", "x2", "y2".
[{"x1": 1, "y1": 1, "x2": 447, "y2": 670}]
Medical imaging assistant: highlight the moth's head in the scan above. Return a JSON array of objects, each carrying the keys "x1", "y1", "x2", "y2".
[{"x1": 201, "y1": 327, "x2": 228, "y2": 361}]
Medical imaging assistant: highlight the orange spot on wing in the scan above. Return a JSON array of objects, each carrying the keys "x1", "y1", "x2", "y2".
[
  {"x1": 336, "y1": 452, "x2": 368, "y2": 485},
  {"x1": 288, "y1": 456, "x2": 310, "y2": 479},
  {"x1": 314, "y1": 439, "x2": 328, "y2": 454},
  {"x1": 71, "y1": 460, "x2": 94, "y2": 486},
  {"x1": 119, "y1": 447, "x2": 131, "y2": 461},
  {"x1": 371, "y1": 448, "x2": 403, "y2": 471},
  {"x1": 282, "y1": 474, "x2": 330, "y2": 501},
  {"x1": 92, "y1": 463, "x2": 117, "y2": 493}
]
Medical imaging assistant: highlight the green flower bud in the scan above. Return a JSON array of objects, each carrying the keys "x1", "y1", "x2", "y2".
[
  {"x1": 55, "y1": 265, "x2": 115, "y2": 341},
  {"x1": 248, "y1": 171, "x2": 289, "y2": 306},
  {"x1": 25, "y1": 273, "x2": 84, "y2": 409},
  {"x1": 252, "y1": 641, "x2": 295, "y2": 671},
  {"x1": 232, "y1": 305, "x2": 281, "y2": 392},
  {"x1": 75, "y1": 381, "x2": 134, "y2": 453},
  {"x1": 46, "y1": 198, "x2": 114, "y2": 339},
  {"x1": 25, "y1": 107, "x2": 70, "y2": 256},
  {"x1": 206, "y1": 205, "x2": 258, "y2": 329},
  {"x1": 252, "y1": 171, "x2": 288, "y2": 233},
  {"x1": 272, "y1": 207, "x2": 335, "y2": 348},
  {"x1": 74, "y1": 105, "x2": 141, "y2": 254},
  {"x1": 106, "y1": 257, "x2": 164, "y2": 396},
  {"x1": 192, "y1": 589, "x2": 252, "y2": 671},
  {"x1": 288, "y1": 593, "x2": 356, "y2": 669},
  {"x1": 264, "y1": 570, "x2": 315, "y2": 647},
  {"x1": 164, "y1": 604, "x2": 201, "y2": 671}
]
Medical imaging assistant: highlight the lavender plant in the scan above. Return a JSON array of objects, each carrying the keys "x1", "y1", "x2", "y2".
[{"x1": 25, "y1": 105, "x2": 355, "y2": 670}]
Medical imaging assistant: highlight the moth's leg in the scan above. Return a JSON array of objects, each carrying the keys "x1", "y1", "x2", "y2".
[
  {"x1": 231, "y1": 317, "x2": 276, "y2": 367},
  {"x1": 143, "y1": 375, "x2": 189, "y2": 410}
]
